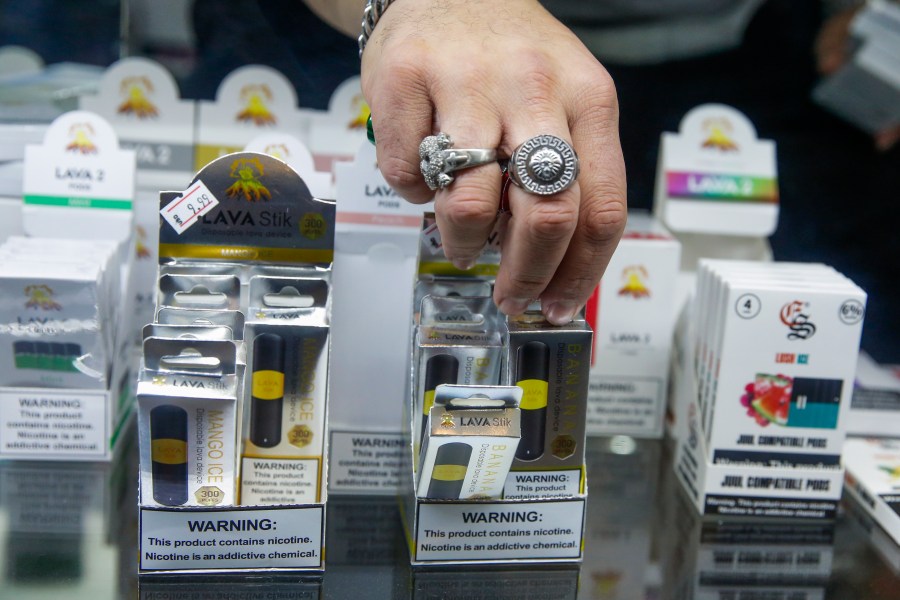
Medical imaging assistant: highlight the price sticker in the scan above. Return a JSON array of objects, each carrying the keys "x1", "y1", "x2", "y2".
[
  {"x1": 160, "y1": 180, "x2": 220, "y2": 234},
  {"x1": 422, "y1": 221, "x2": 443, "y2": 255}
]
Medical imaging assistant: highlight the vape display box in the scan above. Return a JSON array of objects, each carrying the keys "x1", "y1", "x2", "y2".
[
  {"x1": 138, "y1": 152, "x2": 332, "y2": 574},
  {"x1": 584, "y1": 213, "x2": 681, "y2": 438},
  {"x1": 843, "y1": 437, "x2": 900, "y2": 546},
  {"x1": 400, "y1": 215, "x2": 587, "y2": 567}
]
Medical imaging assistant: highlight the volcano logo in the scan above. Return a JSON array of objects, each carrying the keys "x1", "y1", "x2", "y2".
[
  {"x1": 618, "y1": 265, "x2": 650, "y2": 298},
  {"x1": 118, "y1": 76, "x2": 158, "y2": 119}
]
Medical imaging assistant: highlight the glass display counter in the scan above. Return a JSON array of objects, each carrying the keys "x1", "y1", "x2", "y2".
[{"x1": 0, "y1": 425, "x2": 897, "y2": 599}]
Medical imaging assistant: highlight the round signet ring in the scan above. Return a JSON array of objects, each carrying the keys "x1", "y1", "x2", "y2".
[
  {"x1": 508, "y1": 134, "x2": 579, "y2": 196},
  {"x1": 419, "y1": 133, "x2": 498, "y2": 191}
]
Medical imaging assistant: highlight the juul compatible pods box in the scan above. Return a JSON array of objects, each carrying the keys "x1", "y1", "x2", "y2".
[
  {"x1": 672, "y1": 261, "x2": 867, "y2": 519},
  {"x1": 584, "y1": 213, "x2": 680, "y2": 438}
]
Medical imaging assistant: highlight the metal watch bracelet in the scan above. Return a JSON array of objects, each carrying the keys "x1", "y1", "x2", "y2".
[{"x1": 358, "y1": 0, "x2": 396, "y2": 58}]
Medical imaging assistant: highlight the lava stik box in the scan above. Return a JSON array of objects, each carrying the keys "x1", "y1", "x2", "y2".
[
  {"x1": 240, "y1": 276, "x2": 331, "y2": 505},
  {"x1": 504, "y1": 312, "x2": 592, "y2": 500},
  {"x1": 137, "y1": 338, "x2": 239, "y2": 508},
  {"x1": 584, "y1": 213, "x2": 680, "y2": 438},
  {"x1": 417, "y1": 385, "x2": 522, "y2": 501},
  {"x1": 138, "y1": 152, "x2": 332, "y2": 575},
  {"x1": 399, "y1": 215, "x2": 587, "y2": 567},
  {"x1": 843, "y1": 438, "x2": 900, "y2": 546},
  {"x1": 412, "y1": 296, "x2": 505, "y2": 456}
]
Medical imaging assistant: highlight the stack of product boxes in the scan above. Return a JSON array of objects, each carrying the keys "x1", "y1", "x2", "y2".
[
  {"x1": 673, "y1": 260, "x2": 867, "y2": 518},
  {"x1": 136, "y1": 152, "x2": 334, "y2": 574},
  {"x1": 0, "y1": 236, "x2": 130, "y2": 460},
  {"x1": 402, "y1": 214, "x2": 590, "y2": 566}
]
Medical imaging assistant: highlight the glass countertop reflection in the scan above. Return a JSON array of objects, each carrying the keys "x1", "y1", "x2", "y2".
[{"x1": 1, "y1": 427, "x2": 898, "y2": 599}]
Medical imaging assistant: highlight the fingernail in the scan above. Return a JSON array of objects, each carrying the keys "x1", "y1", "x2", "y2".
[
  {"x1": 544, "y1": 302, "x2": 578, "y2": 325},
  {"x1": 452, "y1": 257, "x2": 476, "y2": 271},
  {"x1": 497, "y1": 297, "x2": 531, "y2": 316}
]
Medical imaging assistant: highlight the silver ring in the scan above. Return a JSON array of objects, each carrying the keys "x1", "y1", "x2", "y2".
[
  {"x1": 508, "y1": 134, "x2": 579, "y2": 195},
  {"x1": 419, "y1": 133, "x2": 498, "y2": 191}
]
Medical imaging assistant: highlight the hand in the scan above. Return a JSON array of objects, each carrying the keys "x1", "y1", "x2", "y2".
[
  {"x1": 815, "y1": 6, "x2": 899, "y2": 151},
  {"x1": 361, "y1": 0, "x2": 626, "y2": 324}
]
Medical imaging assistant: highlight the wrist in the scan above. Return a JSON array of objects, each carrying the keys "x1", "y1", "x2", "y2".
[{"x1": 359, "y1": 0, "x2": 398, "y2": 58}]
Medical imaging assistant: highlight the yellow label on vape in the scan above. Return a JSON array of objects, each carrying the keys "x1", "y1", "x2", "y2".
[
  {"x1": 288, "y1": 424, "x2": 313, "y2": 448},
  {"x1": 432, "y1": 464, "x2": 467, "y2": 481},
  {"x1": 252, "y1": 370, "x2": 284, "y2": 399},
  {"x1": 517, "y1": 379, "x2": 549, "y2": 410},
  {"x1": 423, "y1": 389, "x2": 436, "y2": 416},
  {"x1": 151, "y1": 438, "x2": 187, "y2": 464}
]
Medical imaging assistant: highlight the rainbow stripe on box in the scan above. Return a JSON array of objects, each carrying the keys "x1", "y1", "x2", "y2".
[{"x1": 667, "y1": 171, "x2": 778, "y2": 203}]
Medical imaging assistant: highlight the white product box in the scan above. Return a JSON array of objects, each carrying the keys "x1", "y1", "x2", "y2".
[
  {"x1": 843, "y1": 437, "x2": 900, "y2": 546},
  {"x1": 691, "y1": 261, "x2": 866, "y2": 474},
  {"x1": 79, "y1": 57, "x2": 196, "y2": 191},
  {"x1": 194, "y1": 65, "x2": 312, "y2": 173},
  {"x1": 328, "y1": 142, "x2": 432, "y2": 496},
  {"x1": 654, "y1": 104, "x2": 778, "y2": 237},
  {"x1": 670, "y1": 305, "x2": 844, "y2": 519},
  {"x1": 585, "y1": 213, "x2": 680, "y2": 437},
  {"x1": 307, "y1": 77, "x2": 369, "y2": 175},
  {"x1": 22, "y1": 110, "x2": 135, "y2": 245},
  {"x1": 847, "y1": 352, "x2": 900, "y2": 437}
]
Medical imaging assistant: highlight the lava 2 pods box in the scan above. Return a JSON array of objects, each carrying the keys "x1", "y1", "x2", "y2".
[
  {"x1": 583, "y1": 213, "x2": 680, "y2": 438},
  {"x1": 137, "y1": 338, "x2": 239, "y2": 507}
]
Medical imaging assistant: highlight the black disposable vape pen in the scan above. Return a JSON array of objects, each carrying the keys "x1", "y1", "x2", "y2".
[
  {"x1": 250, "y1": 332, "x2": 286, "y2": 448},
  {"x1": 427, "y1": 442, "x2": 472, "y2": 499},
  {"x1": 150, "y1": 404, "x2": 188, "y2": 506},
  {"x1": 421, "y1": 354, "x2": 459, "y2": 446},
  {"x1": 515, "y1": 341, "x2": 549, "y2": 461}
]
